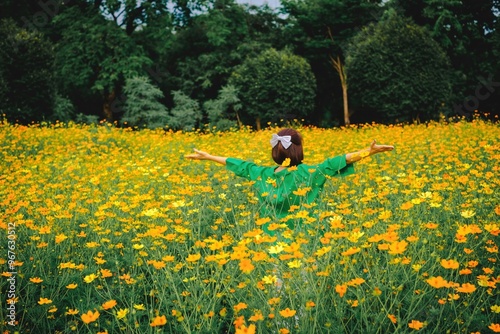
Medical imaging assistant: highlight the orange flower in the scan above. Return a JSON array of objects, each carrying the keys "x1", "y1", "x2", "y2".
[
  {"x1": 335, "y1": 284, "x2": 348, "y2": 297},
  {"x1": 387, "y1": 314, "x2": 397, "y2": 324},
  {"x1": 30, "y1": 277, "x2": 43, "y2": 283},
  {"x1": 440, "y1": 259, "x2": 459, "y2": 269},
  {"x1": 426, "y1": 276, "x2": 448, "y2": 289},
  {"x1": 408, "y1": 319, "x2": 424, "y2": 330},
  {"x1": 239, "y1": 259, "x2": 255, "y2": 274},
  {"x1": 100, "y1": 269, "x2": 113, "y2": 278},
  {"x1": 81, "y1": 310, "x2": 100, "y2": 324},
  {"x1": 388, "y1": 240, "x2": 408, "y2": 255},
  {"x1": 102, "y1": 300, "x2": 117, "y2": 310},
  {"x1": 235, "y1": 324, "x2": 256, "y2": 334},
  {"x1": 455, "y1": 283, "x2": 476, "y2": 293},
  {"x1": 150, "y1": 315, "x2": 167, "y2": 327},
  {"x1": 279, "y1": 308, "x2": 296, "y2": 318},
  {"x1": 489, "y1": 323, "x2": 500, "y2": 333},
  {"x1": 233, "y1": 302, "x2": 248, "y2": 312}
]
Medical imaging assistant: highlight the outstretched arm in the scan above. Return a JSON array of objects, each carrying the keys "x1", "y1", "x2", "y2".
[
  {"x1": 185, "y1": 149, "x2": 227, "y2": 165},
  {"x1": 345, "y1": 140, "x2": 394, "y2": 164}
]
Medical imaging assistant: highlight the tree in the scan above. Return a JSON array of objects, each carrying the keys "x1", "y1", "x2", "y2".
[
  {"x1": 389, "y1": 0, "x2": 500, "y2": 113},
  {"x1": 121, "y1": 76, "x2": 169, "y2": 129},
  {"x1": 0, "y1": 19, "x2": 55, "y2": 123},
  {"x1": 229, "y1": 48, "x2": 316, "y2": 130},
  {"x1": 345, "y1": 10, "x2": 453, "y2": 123},
  {"x1": 281, "y1": 0, "x2": 383, "y2": 125},
  {"x1": 168, "y1": 91, "x2": 203, "y2": 131},
  {"x1": 52, "y1": 5, "x2": 152, "y2": 121},
  {"x1": 204, "y1": 85, "x2": 242, "y2": 130}
]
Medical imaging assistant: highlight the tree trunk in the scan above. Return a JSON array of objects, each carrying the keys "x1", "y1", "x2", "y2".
[
  {"x1": 327, "y1": 28, "x2": 350, "y2": 126},
  {"x1": 331, "y1": 55, "x2": 350, "y2": 126},
  {"x1": 102, "y1": 90, "x2": 116, "y2": 122},
  {"x1": 255, "y1": 116, "x2": 261, "y2": 131}
]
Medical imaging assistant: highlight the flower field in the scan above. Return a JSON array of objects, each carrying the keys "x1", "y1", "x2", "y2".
[{"x1": 1, "y1": 119, "x2": 499, "y2": 334}]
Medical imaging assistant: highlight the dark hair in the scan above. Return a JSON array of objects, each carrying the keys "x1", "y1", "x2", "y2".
[{"x1": 271, "y1": 128, "x2": 304, "y2": 166}]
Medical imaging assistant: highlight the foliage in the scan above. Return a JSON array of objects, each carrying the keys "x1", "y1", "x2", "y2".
[
  {"x1": 51, "y1": 94, "x2": 76, "y2": 123},
  {"x1": 0, "y1": 120, "x2": 499, "y2": 333},
  {"x1": 121, "y1": 76, "x2": 169, "y2": 129},
  {"x1": 280, "y1": 0, "x2": 384, "y2": 124},
  {"x1": 204, "y1": 85, "x2": 242, "y2": 131},
  {"x1": 0, "y1": 19, "x2": 55, "y2": 123},
  {"x1": 168, "y1": 90, "x2": 203, "y2": 131},
  {"x1": 52, "y1": 5, "x2": 152, "y2": 120},
  {"x1": 229, "y1": 48, "x2": 316, "y2": 129},
  {"x1": 345, "y1": 11, "x2": 453, "y2": 122}
]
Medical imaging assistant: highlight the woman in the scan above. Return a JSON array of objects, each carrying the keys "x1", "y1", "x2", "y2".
[{"x1": 186, "y1": 128, "x2": 394, "y2": 235}]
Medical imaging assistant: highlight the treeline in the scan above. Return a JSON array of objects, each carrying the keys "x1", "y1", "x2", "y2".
[{"x1": 1, "y1": 0, "x2": 499, "y2": 129}]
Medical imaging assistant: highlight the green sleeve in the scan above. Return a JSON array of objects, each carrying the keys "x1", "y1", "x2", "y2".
[
  {"x1": 226, "y1": 158, "x2": 266, "y2": 181},
  {"x1": 317, "y1": 155, "x2": 355, "y2": 177}
]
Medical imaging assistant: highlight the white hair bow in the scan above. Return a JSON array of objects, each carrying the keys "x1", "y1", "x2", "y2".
[{"x1": 270, "y1": 134, "x2": 292, "y2": 149}]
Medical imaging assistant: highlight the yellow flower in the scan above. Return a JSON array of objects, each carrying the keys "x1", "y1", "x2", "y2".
[
  {"x1": 186, "y1": 253, "x2": 201, "y2": 262},
  {"x1": 460, "y1": 210, "x2": 476, "y2": 218},
  {"x1": 65, "y1": 309, "x2": 79, "y2": 315},
  {"x1": 287, "y1": 259, "x2": 302, "y2": 268},
  {"x1": 66, "y1": 283, "x2": 78, "y2": 289},
  {"x1": 84, "y1": 273, "x2": 97, "y2": 283},
  {"x1": 133, "y1": 304, "x2": 146, "y2": 310},
  {"x1": 116, "y1": 308, "x2": 129, "y2": 320},
  {"x1": 262, "y1": 275, "x2": 278, "y2": 285},
  {"x1": 281, "y1": 158, "x2": 291, "y2": 167},
  {"x1": 38, "y1": 297, "x2": 52, "y2": 305},
  {"x1": 491, "y1": 305, "x2": 500, "y2": 313},
  {"x1": 30, "y1": 277, "x2": 43, "y2": 283}
]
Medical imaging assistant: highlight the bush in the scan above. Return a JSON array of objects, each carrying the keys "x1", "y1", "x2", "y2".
[
  {"x1": 345, "y1": 10, "x2": 453, "y2": 123},
  {"x1": 229, "y1": 48, "x2": 316, "y2": 129},
  {"x1": 168, "y1": 91, "x2": 202, "y2": 131},
  {"x1": 121, "y1": 76, "x2": 169, "y2": 129}
]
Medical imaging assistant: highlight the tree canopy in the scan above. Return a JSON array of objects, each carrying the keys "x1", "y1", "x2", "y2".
[{"x1": 0, "y1": 0, "x2": 498, "y2": 127}]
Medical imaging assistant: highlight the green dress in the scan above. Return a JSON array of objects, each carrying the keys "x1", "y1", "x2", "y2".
[{"x1": 226, "y1": 155, "x2": 355, "y2": 235}]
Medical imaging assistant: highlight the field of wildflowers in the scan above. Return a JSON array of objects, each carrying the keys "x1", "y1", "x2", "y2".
[{"x1": 1, "y1": 118, "x2": 499, "y2": 334}]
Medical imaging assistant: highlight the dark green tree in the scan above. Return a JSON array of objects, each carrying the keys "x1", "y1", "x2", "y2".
[
  {"x1": 229, "y1": 48, "x2": 316, "y2": 130},
  {"x1": 281, "y1": 0, "x2": 384, "y2": 125},
  {"x1": 0, "y1": 19, "x2": 55, "y2": 123},
  {"x1": 52, "y1": 5, "x2": 152, "y2": 121},
  {"x1": 345, "y1": 10, "x2": 453, "y2": 122},
  {"x1": 389, "y1": 0, "x2": 500, "y2": 115}
]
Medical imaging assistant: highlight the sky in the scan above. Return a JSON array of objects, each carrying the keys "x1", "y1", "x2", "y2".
[{"x1": 236, "y1": 0, "x2": 281, "y2": 8}]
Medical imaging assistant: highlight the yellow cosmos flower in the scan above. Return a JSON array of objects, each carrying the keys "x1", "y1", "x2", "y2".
[
  {"x1": 281, "y1": 158, "x2": 291, "y2": 167},
  {"x1": 84, "y1": 273, "x2": 97, "y2": 283},
  {"x1": 38, "y1": 297, "x2": 52, "y2": 305},
  {"x1": 65, "y1": 309, "x2": 79, "y2": 315},
  {"x1": 66, "y1": 283, "x2": 78, "y2": 289},
  {"x1": 186, "y1": 253, "x2": 201, "y2": 262},
  {"x1": 116, "y1": 308, "x2": 129, "y2": 319},
  {"x1": 30, "y1": 277, "x2": 43, "y2": 283}
]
